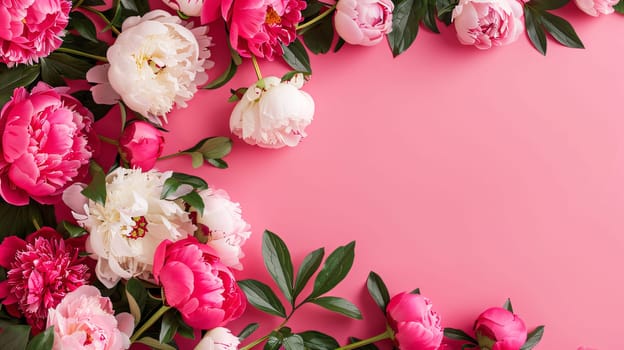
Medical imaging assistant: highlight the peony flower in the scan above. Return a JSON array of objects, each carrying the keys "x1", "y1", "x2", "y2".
[
  {"x1": 63, "y1": 167, "x2": 196, "y2": 288},
  {"x1": 153, "y1": 237, "x2": 246, "y2": 329},
  {"x1": 87, "y1": 10, "x2": 214, "y2": 126},
  {"x1": 474, "y1": 307, "x2": 527, "y2": 350},
  {"x1": 451, "y1": 0, "x2": 524, "y2": 49},
  {"x1": 386, "y1": 292, "x2": 443, "y2": 350},
  {"x1": 574, "y1": 0, "x2": 618, "y2": 16},
  {"x1": 194, "y1": 327, "x2": 240, "y2": 350},
  {"x1": 0, "y1": 82, "x2": 98, "y2": 206},
  {"x1": 119, "y1": 121, "x2": 165, "y2": 171},
  {"x1": 201, "y1": 0, "x2": 306, "y2": 60},
  {"x1": 47, "y1": 285, "x2": 134, "y2": 350},
  {"x1": 230, "y1": 74, "x2": 314, "y2": 148},
  {"x1": 163, "y1": 0, "x2": 205, "y2": 17},
  {"x1": 0, "y1": 227, "x2": 90, "y2": 334},
  {"x1": 192, "y1": 187, "x2": 251, "y2": 270},
  {"x1": 334, "y1": 0, "x2": 394, "y2": 46},
  {"x1": 0, "y1": 0, "x2": 71, "y2": 66}
]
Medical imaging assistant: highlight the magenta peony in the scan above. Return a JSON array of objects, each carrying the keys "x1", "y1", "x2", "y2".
[
  {"x1": 47, "y1": 285, "x2": 134, "y2": 350},
  {"x1": 334, "y1": 0, "x2": 394, "y2": 46},
  {"x1": 119, "y1": 121, "x2": 165, "y2": 170},
  {"x1": 0, "y1": 227, "x2": 90, "y2": 333},
  {"x1": 474, "y1": 307, "x2": 527, "y2": 350},
  {"x1": 386, "y1": 292, "x2": 443, "y2": 350},
  {"x1": 451, "y1": 0, "x2": 524, "y2": 49},
  {"x1": 153, "y1": 237, "x2": 246, "y2": 329},
  {"x1": 574, "y1": 0, "x2": 618, "y2": 16},
  {"x1": 0, "y1": 82, "x2": 98, "y2": 206}
]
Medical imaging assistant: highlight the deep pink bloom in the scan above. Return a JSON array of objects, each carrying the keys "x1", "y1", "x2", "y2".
[
  {"x1": 202, "y1": 0, "x2": 306, "y2": 60},
  {"x1": 0, "y1": 82, "x2": 98, "y2": 206},
  {"x1": 119, "y1": 121, "x2": 165, "y2": 170},
  {"x1": 0, "y1": 0, "x2": 71, "y2": 66},
  {"x1": 386, "y1": 292, "x2": 443, "y2": 350},
  {"x1": 153, "y1": 237, "x2": 246, "y2": 329},
  {"x1": 0, "y1": 227, "x2": 90, "y2": 334},
  {"x1": 474, "y1": 307, "x2": 527, "y2": 350}
]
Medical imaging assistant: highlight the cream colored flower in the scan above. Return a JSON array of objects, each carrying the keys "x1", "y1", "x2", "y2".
[{"x1": 194, "y1": 327, "x2": 239, "y2": 350}]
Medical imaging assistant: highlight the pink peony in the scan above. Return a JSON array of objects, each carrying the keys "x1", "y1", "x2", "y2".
[
  {"x1": 0, "y1": 0, "x2": 71, "y2": 66},
  {"x1": 0, "y1": 227, "x2": 90, "y2": 334},
  {"x1": 0, "y1": 82, "x2": 98, "y2": 206},
  {"x1": 153, "y1": 237, "x2": 246, "y2": 329},
  {"x1": 46, "y1": 285, "x2": 134, "y2": 350},
  {"x1": 163, "y1": 0, "x2": 205, "y2": 17},
  {"x1": 386, "y1": 292, "x2": 443, "y2": 350},
  {"x1": 474, "y1": 307, "x2": 527, "y2": 350},
  {"x1": 119, "y1": 121, "x2": 165, "y2": 170},
  {"x1": 451, "y1": 0, "x2": 524, "y2": 49},
  {"x1": 574, "y1": 0, "x2": 618, "y2": 16},
  {"x1": 201, "y1": 0, "x2": 306, "y2": 60},
  {"x1": 334, "y1": 0, "x2": 394, "y2": 46}
]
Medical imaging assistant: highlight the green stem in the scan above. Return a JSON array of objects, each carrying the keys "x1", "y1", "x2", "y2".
[
  {"x1": 32, "y1": 218, "x2": 41, "y2": 231},
  {"x1": 251, "y1": 55, "x2": 263, "y2": 81},
  {"x1": 56, "y1": 47, "x2": 108, "y2": 62},
  {"x1": 335, "y1": 329, "x2": 392, "y2": 350},
  {"x1": 83, "y1": 6, "x2": 122, "y2": 35},
  {"x1": 157, "y1": 152, "x2": 184, "y2": 161},
  {"x1": 130, "y1": 305, "x2": 172, "y2": 343},
  {"x1": 296, "y1": 4, "x2": 337, "y2": 32},
  {"x1": 98, "y1": 135, "x2": 119, "y2": 146},
  {"x1": 240, "y1": 302, "x2": 305, "y2": 350},
  {"x1": 73, "y1": 0, "x2": 85, "y2": 9}
]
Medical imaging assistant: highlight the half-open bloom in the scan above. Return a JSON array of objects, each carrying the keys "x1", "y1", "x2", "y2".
[
  {"x1": 334, "y1": 0, "x2": 394, "y2": 46},
  {"x1": 452, "y1": 0, "x2": 523, "y2": 49},
  {"x1": 574, "y1": 0, "x2": 618, "y2": 16},
  {"x1": 474, "y1": 307, "x2": 527, "y2": 350},
  {"x1": 386, "y1": 292, "x2": 443, "y2": 350}
]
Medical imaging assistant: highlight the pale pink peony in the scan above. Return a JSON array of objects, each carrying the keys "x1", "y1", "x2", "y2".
[
  {"x1": 474, "y1": 307, "x2": 527, "y2": 350},
  {"x1": 163, "y1": 0, "x2": 205, "y2": 17},
  {"x1": 47, "y1": 285, "x2": 134, "y2": 350},
  {"x1": 386, "y1": 293, "x2": 443, "y2": 350},
  {"x1": 574, "y1": 0, "x2": 618, "y2": 16},
  {"x1": 0, "y1": 227, "x2": 90, "y2": 334},
  {"x1": 119, "y1": 121, "x2": 165, "y2": 170},
  {"x1": 194, "y1": 327, "x2": 240, "y2": 350},
  {"x1": 0, "y1": 82, "x2": 98, "y2": 206},
  {"x1": 0, "y1": 0, "x2": 71, "y2": 66},
  {"x1": 452, "y1": 0, "x2": 524, "y2": 49},
  {"x1": 153, "y1": 237, "x2": 246, "y2": 329},
  {"x1": 334, "y1": 0, "x2": 394, "y2": 46},
  {"x1": 201, "y1": 0, "x2": 306, "y2": 60}
]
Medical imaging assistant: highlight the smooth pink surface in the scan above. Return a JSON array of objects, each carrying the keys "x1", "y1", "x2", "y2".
[{"x1": 100, "y1": 7, "x2": 624, "y2": 349}]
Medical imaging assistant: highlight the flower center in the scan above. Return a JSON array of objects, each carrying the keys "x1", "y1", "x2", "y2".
[
  {"x1": 126, "y1": 216, "x2": 148, "y2": 239},
  {"x1": 265, "y1": 7, "x2": 282, "y2": 25}
]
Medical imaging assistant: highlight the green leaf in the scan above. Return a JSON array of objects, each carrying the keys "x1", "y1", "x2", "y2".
[
  {"x1": 264, "y1": 333, "x2": 283, "y2": 350},
  {"x1": 172, "y1": 311, "x2": 195, "y2": 339},
  {"x1": 207, "y1": 158, "x2": 229, "y2": 169},
  {"x1": 283, "y1": 334, "x2": 305, "y2": 350},
  {"x1": 238, "y1": 279, "x2": 287, "y2": 317},
  {"x1": 136, "y1": 337, "x2": 176, "y2": 350},
  {"x1": 527, "y1": 0, "x2": 569, "y2": 10},
  {"x1": 69, "y1": 12, "x2": 98, "y2": 42},
  {"x1": 62, "y1": 221, "x2": 87, "y2": 238},
  {"x1": 423, "y1": 0, "x2": 440, "y2": 33},
  {"x1": 387, "y1": 0, "x2": 425, "y2": 57},
  {"x1": 71, "y1": 90, "x2": 115, "y2": 121},
  {"x1": 524, "y1": 7, "x2": 547, "y2": 55},
  {"x1": 615, "y1": 0, "x2": 624, "y2": 13},
  {"x1": 40, "y1": 53, "x2": 93, "y2": 86},
  {"x1": 61, "y1": 34, "x2": 109, "y2": 57},
  {"x1": 462, "y1": 345, "x2": 478, "y2": 349},
  {"x1": 302, "y1": 15, "x2": 334, "y2": 54},
  {"x1": 0, "y1": 63, "x2": 40, "y2": 105},
  {"x1": 520, "y1": 326, "x2": 545, "y2": 350},
  {"x1": 302, "y1": 0, "x2": 324, "y2": 17},
  {"x1": 348, "y1": 337, "x2": 379, "y2": 350},
  {"x1": 410, "y1": 288, "x2": 421, "y2": 294},
  {"x1": 204, "y1": 59, "x2": 238, "y2": 89},
  {"x1": 238, "y1": 323, "x2": 260, "y2": 341},
  {"x1": 0, "y1": 199, "x2": 56, "y2": 239},
  {"x1": 75, "y1": 0, "x2": 105, "y2": 5},
  {"x1": 190, "y1": 152, "x2": 204, "y2": 168},
  {"x1": 308, "y1": 241, "x2": 355, "y2": 299},
  {"x1": 443, "y1": 328, "x2": 478, "y2": 344},
  {"x1": 281, "y1": 39, "x2": 312, "y2": 74},
  {"x1": 436, "y1": 0, "x2": 458, "y2": 25},
  {"x1": 299, "y1": 331, "x2": 339, "y2": 350},
  {"x1": 81, "y1": 162, "x2": 107, "y2": 206},
  {"x1": 310, "y1": 296, "x2": 362, "y2": 319},
  {"x1": 333, "y1": 38, "x2": 346, "y2": 53},
  {"x1": 125, "y1": 278, "x2": 147, "y2": 325},
  {"x1": 159, "y1": 310, "x2": 178, "y2": 344},
  {"x1": 367, "y1": 271, "x2": 390, "y2": 313},
  {"x1": 293, "y1": 248, "x2": 324, "y2": 300},
  {"x1": 540, "y1": 11, "x2": 584, "y2": 49},
  {"x1": 262, "y1": 230, "x2": 295, "y2": 303},
  {"x1": 26, "y1": 327, "x2": 54, "y2": 350},
  {"x1": 185, "y1": 137, "x2": 233, "y2": 160},
  {"x1": 161, "y1": 173, "x2": 208, "y2": 199},
  {"x1": 281, "y1": 71, "x2": 308, "y2": 82},
  {"x1": 503, "y1": 298, "x2": 514, "y2": 313},
  {"x1": 181, "y1": 191, "x2": 205, "y2": 216},
  {"x1": 0, "y1": 323, "x2": 30, "y2": 350}
]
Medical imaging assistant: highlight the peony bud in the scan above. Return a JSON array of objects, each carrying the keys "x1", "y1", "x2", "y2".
[{"x1": 119, "y1": 121, "x2": 165, "y2": 170}]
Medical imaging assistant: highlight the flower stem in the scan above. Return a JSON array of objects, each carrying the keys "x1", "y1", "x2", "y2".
[
  {"x1": 56, "y1": 47, "x2": 108, "y2": 62},
  {"x1": 296, "y1": 4, "x2": 337, "y2": 32},
  {"x1": 83, "y1": 6, "x2": 122, "y2": 35},
  {"x1": 73, "y1": 0, "x2": 85, "y2": 9},
  {"x1": 98, "y1": 135, "x2": 119, "y2": 146},
  {"x1": 335, "y1": 329, "x2": 393, "y2": 350},
  {"x1": 130, "y1": 305, "x2": 172, "y2": 343},
  {"x1": 157, "y1": 152, "x2": 183, "y2": 161},
  {"x1": 251, "y1": 55, "x2": 263, "y2": 81},
  {"x1": 32, "y1": 218, "x2": 41, "y2": 231}
]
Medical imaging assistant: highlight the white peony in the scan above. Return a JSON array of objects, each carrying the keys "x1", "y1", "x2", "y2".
[
  {"x1": 230, "y1": 74, "x2": 315, "y2": 148},
  {"x1": 63, "y1": 168, "x2": 195, "y2": 288},
  {"x1": 162, "y1": 0, "x2": 205, "y2": 17},
  {"x1": 87, "y1": 10, "x2": 214, "y2": 125},
  {"x1": 193, "y1": 188, "x2": 251, "y2": 270},
  {"x1": 194, "y1": 327, "x2": 239, "y2": 350}
]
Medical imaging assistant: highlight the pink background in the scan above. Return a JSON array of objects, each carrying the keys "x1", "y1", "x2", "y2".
[{"x1": 102, "y1": 6, "x2": 624, "y2": 349}]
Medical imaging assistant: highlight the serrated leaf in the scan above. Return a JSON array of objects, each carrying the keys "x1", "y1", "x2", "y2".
[
  {"x1": 281, "y1": 39, "x2": 312, "y2": 74},
  {"x1": 263, "y1": 230, "x2": 295, "y2": 303},
  {"x1": 302, "y1": 15, "x2": 334, "y2": 54},
  {"x1": 524, "y1": 7, "x2": 547, "y2": 55},
  {"x1": 181, "y1": 191, "x2": 205, "y2": 216},
  {"x1": 204, "y1": 59, "x2": 238, "y2": 89},
  {"x1": 615, "y1": 0, "x2": 624, "y2": 13},
  {"x1": 308, "y1": 241, "x2": 355, "y2": 299},
  {"x1": 71, "y1": 90, "x2": 115, "y2": 121},
  {"x1": 443, "y1": 328, "x2": 478, "y2": 344},
  {"x1": 310, "y1": 296, "x2": 362, "y2": 319},
  {"x1": 238, "y1": 323, "x2": 260, "y2": 341},
  {"x1": 81, "y1": 162, "x2": 107, "y2": 206},
  {"x1": 62, "y1": 221, "x2": 87, "y2": 238},
  {"x1": 238, "y1": 279, "x2": 287, "y2": 317},
  {"x1": 520, "y1": 326, "x2": 545, "y2": 350},
  {"x1": 26, "y1": 327, "x2": 54, "y2": 350},
  {"x1": 0, "y1": 63, "x2": 40, "y2": 105},
  {"x1": 159, "y1": 310, "x2": 178, "y2": 344},
  {"x1": 348, "y1": 337, "x2": 379, "y2": 350},
  {"x1": 136, "y1": 337, "x2": 176, "y2": 350},
  {"x1": 387, "y1": 0, "x2": 425, "y2": 57},
  {"x1": 0, "y1": 323, "x2": 30, "y2": 350},
  {"x1": 540, "y1": 11, "x2": 584, "y2": 49},
  {"x1": 503, "y1": 298, "x2": 514, "y2": 313},
  {"x1": 0, "y1": 199, "x2": 56, "y2": 239},
  {"x1": 367, "y1": 271, "x2": 390, "y2": 313},
  {"x1": 527, "y1": 0, "x2": 569, "y2": 10},
  {"x1": 207, "y1": 158, "x2": 228, "y2": 169},
  {"x1": 283, "y1": 334, "x2": 305, "y2": 350},
  {"x1": 299, "y1": 331, "x2": 339, "y2": 350},
  {"x1": 125, "y1": 278, "x2": 147, "y2": 325},
  {"x1": 161, "y1": 173, "x2": 208, "y2": 199},
  {"x1": 40, "y1": 53, "x2": 93, "y2": 86},
  {"x1": 69, "y1": 12, "x2": 98, "y2": 42},
  {"x1": 293, "y1": 248, "x2": 324, "y2": 300}
]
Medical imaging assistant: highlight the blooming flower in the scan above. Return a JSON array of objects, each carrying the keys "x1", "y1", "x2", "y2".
[
  {"x1": 194, "y1": 327, "x2": 240, "y2": 350},
  {"x1": 193, "y1": 187, "x2": 251, "y2": 270},
  {"x1": 163, "y1": 0, "x2": 205, "y2": 17},
  {"x1": 474, "y1": 307, "x2": 527, "y2": 350},
  {"x1": 153, "y1": 237, "x2": 246, "y2": 329},
  {"x1": 0, "y1": 82, "x2": 98, "y2": 206},
  {"x1": 230, "y1": 75, "x2": 314, "y2": 148},
  {"x1": 574, "y1": 0, "x2": 618, "y2": 16},
  {"x1": 451, "y1": 0, "x2": 524, "y2": 49},
  {"x1": 63, "y1": 168, "x2": 196, "y2": 288},
  {"x1": 0, "y1": 228, "x2": 90, "y2": 334},
  {"x1": 386, "y1": 292, "x2": 443, "y2": 350},
  {"x1": 119, "y1": 121, "x2": 165, "y2": 170},
  {"x1": 201, "y1": 0, "x2": 306, "y2": 60},
  {"x1": 334, "y1": 0, "x2": 394, "y2": 46},
  {"x1": 0, "y1": 0, "x2": 71, "y2": 66},
  {"x1": 47, "y1": 285, "x2": 134, "y2": 350},
  {"x1": 87, "y1": 10, "x2": 214, "y2": 126}
]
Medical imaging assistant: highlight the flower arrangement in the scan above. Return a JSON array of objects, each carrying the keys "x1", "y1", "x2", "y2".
[{"x1": 0, "y1": 0, "x2": 617, "y2": 349}]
